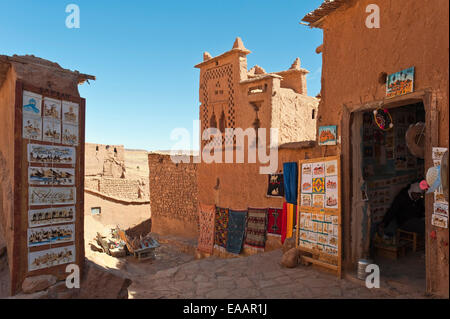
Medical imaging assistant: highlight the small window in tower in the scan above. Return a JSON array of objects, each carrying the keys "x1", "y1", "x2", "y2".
[
  {"x1": 312, "y1": 109, "x2": 316, "y2": 119},
  {"x1": 96, "y1": 146, "x2": 99, "y2": 151}
]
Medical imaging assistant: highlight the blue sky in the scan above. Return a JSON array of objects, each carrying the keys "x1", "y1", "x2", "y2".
[{"x1": 0, "y1": 0, "x2": 324, "y2": 151}]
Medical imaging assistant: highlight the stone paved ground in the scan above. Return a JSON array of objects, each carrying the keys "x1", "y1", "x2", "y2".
[{"x1": 127, "y1": 250, "x2": 429, "y2": 299}]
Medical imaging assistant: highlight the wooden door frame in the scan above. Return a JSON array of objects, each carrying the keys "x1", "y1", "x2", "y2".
[{"x1": 340, "y1": 89, "x2": 435, "y2": 291}]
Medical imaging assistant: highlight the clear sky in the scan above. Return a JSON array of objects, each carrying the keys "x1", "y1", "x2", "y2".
[{"x1": 0, "y1": 0, "x2": 324, "y2": 151}]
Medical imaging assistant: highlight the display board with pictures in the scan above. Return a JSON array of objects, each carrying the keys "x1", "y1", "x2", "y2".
[
  {"x1": 431, "y1": 147, "x2": 448, "y2": 229},
  {"x1": 20, "y1": 86, "x2": 84, "y2": 275},
  {"x1": 296, "y1": 155, "x2": 342, "y2": 277}
]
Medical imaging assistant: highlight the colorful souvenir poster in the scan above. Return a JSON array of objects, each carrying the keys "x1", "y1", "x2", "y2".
[
  {"x1": 328, "y1": 235, "x2": 338, "y2": 248},
  {"x1": 28, "y1": 167, "x2": 75, "y2": 186},
  {"x1": 433, "y1": 203, "x2": 448, "y2": 217},
  {"x1": 312, "y1": 194, "x2": 325, "y2": 208},
  {"x1": 325, "y1": 176, "x2": 338, "y2": 209},
  {"x1": 435, "y1": 192, "x2": 447, "y2": 204},
  {"x1": 331, "y1": 215, "x2": 338, "y2": 225},
  {"x1": 43, "y1": 118, "x2": 62, "y2": 143},
  {"x1": 302, "y1": 163, "x2": 312, "y2": 176},
  {"x1": 301, "y1": 194, "x2": 312, "y2": 207},
  {"x1": 318, "y1": 126, "x2": 337, "y2": 146},
  {"x1": 23, "y1": 91, "x2": 42, "y2": 117},
  {"x1": 325, "y1": 160, "x2": 337, "y2": 177},
  {"x1": 62, "y1": 123, "x2": 79, "y2": 146},
  {"x1": 432, "y1": 214, "x2": 448, "y2": 229},
  {"x1": 432, "y1": 147, "x2": 448, "y2": 162},
  {"x1": 386, "y1": 67, "x2": 414, "y2": 98},
  {"x1": 29, "y1": 187, "x2": 76, "y2": 205},
  {"x1": 62, "y1": 101, "x2": 79, "y2": 125},
  {"x1": 28, "y1": 245, "x2": 76, "y2": 271},
  {"x1": 43, "y1": 97, "x2": 62, "y2": 120},
  {"x1": 28, "y1": 144, "x2": 76, "y2": 164},
  {"x1": 312, "y1": 177, "x2": 325, "y2": 194},
  {"x1": 28, "y1": 206, "x2": 76, "y2": 228},
  {"x1": 23, "y1": 116, "x2": 42, "y2": 140},
  {"x1": 312, "y1": 163, "x2": 325, "y2": 178},
  {"x1": 27, "y1": 224, "x2": 75, "y2": 247},
  {"x1": 301, "y1": 175, "x2": 312, "y2": 194}
]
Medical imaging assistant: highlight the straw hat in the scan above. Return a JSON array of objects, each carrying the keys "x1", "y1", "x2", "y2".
[
  {"x1": 441, "y1": 150, "x2": 448, "y2": 201},
  {"x1": 405, "y1": 122, "x2": 425, "y2": 158}
]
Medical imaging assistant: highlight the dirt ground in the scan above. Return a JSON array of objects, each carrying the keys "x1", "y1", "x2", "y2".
[{"x1": 0, "y1": 253, "x2": 9, "y2": 298}]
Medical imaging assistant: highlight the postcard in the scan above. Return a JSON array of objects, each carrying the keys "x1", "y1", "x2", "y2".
[
  {"x1": 62, "y1": 123, "x2": 79, "y2": 146},
  {"x1": 29, "y1": 187, "x2": 76, "y2": 205},
  {"x1": 62, "y1": 101, "x2": 79, "y2": 125},
  {"x1": 28, "y1": 167, "x2": 75, "y2": 186},
  {"x1": 23, "y1": 91, "x2": 42, "y2": 117},
  {"x1": 28, "y1": 245, "x2": 76, "y2": 271},
  {"x1": 27, "y1": 224, "x2": 75, "y2": 247},
  {"x1": 43, "y1": 118, "x2": 61, "y2": 143},
  {"x1": 28, "y1": 206, "x2": 76, "y2": 228},
  {"x1": 23, "y1": 116, "x2": 42, "y2": 140},
  {"x1": 28, "y1": 144, "x2": 76, "y2": 164},
  {"x1": 43, "y1": 97, "x2": 62, "y2": 120},
  {"x1": 312, "y1": 163, "x2": 325, "y2": 178}
]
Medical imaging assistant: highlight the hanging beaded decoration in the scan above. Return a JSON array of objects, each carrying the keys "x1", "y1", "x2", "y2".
[{"x1": 373, "y1": 108, "x2": 394, "y2": 131}]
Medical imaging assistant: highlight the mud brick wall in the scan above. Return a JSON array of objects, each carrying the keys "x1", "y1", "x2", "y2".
[
  {"x1": 148, "y1": 153, "x2": 199, "y2": 238},
  {"x1": 98, "y1": 178, "x2": 141, "y2": 200}
]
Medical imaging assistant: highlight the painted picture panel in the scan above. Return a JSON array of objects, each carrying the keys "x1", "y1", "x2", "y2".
[
  {"x1": 29, "y1": 187, "x2": 76, "y2": 205},
  {"x1": 386, "y1": 67, "x2": 414, "y2": 98},
  {"x1": 27, "y1": 224, "x2": 75, "y2": 247},
  {"x1": 43, "y1": 97, "x2": 62, "y2": 120},
  {"x1": 318, "y1": 126, "x2": 337, "y2": 146},
  {"x1": 28, "y1": 206, "x2": 76, "y2": 227},
  {"x1": 23, "y1": 91, "x2": 42, "y2": 117},
  {"x1": 42, "y1": 118, "x2": 61, "y2": 143},
  {"x1": 62, "y1": 101, "x2": 79, "y2": 125},
  {"x1": 22, "y1": 116, "x2": 42, "y2": 141},
  {"x1": 28, "y1": 144, "x2": 75, "y2": 164},
  {"x1": 28, "y1": 167, "x2": 75, "y2": 186},
  {"x1": 28, "y1": 245, "x2": 76, "y2": 271},
  {"x1": 62, "y1": 123, "x2": 79, "y2": 146}
]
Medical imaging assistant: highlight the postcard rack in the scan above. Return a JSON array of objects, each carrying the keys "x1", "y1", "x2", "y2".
[{"x1": 296, "y1": 155, "x2": 342, "y2": 278}]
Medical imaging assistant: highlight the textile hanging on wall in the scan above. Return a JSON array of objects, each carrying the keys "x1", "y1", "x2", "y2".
[
  {"x1": 281, "y1": 202, "x2": 288, "y2": 244},
  {"x1": 267, "y1": 174, "x2": 284, "y2": 197},
  {"x1": 286, "y1": 203, "x2": 294, "y2": 239},
  {"x1": 267, "y1": 208, "x2": 283, "y2": 235},
  {"x1": 214, "y1": 207, "x2": 229, "y2": 249},
  {"x1": 283, "y1": 162, "x2": 298, "y2": 204},
  {"x1": 226, "y1": 210, "x2": 248, "y2": 254},
  {"x1": 244, "y1": 208, "x2": 268, "y2": 250},
  {"x1": 197, "y1": 203, "x2": 216, "y2": 254}
]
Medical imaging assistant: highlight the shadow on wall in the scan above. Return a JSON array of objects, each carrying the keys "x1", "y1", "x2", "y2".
[{"x1": 125, "y1": 218, "x2": 152, "y2": 238}]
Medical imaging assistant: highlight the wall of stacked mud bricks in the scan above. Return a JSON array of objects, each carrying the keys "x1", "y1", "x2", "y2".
[{"x1": 148, "y1": 153, "x2": 199, "y2": 238}]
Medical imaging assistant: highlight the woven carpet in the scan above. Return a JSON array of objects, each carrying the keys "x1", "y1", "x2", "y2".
[
  {"x1": 197, "y1": 203, "x2": 215, "y2": 254},
  {"x1": 214, "y1": 207, "x2": 229, "y2": 249},
  {"x1": 267, "y1": 208, "x2": 283, "y2": 235},
  {"x1": 244, "y1": 208, "x2": 268, "y2": 249},
  {"x1": 226, "y1": 210, "x2": 247, "y2": 254}
]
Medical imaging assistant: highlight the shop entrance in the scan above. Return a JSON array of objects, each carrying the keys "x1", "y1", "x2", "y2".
[{"x1": 352, "y1": 102, "x2": 426, "y2": 292}]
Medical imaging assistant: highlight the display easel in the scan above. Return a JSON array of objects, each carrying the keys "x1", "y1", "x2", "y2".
[{"x1": 296, "y1": 155, "x2": 342, "y2": 278}]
